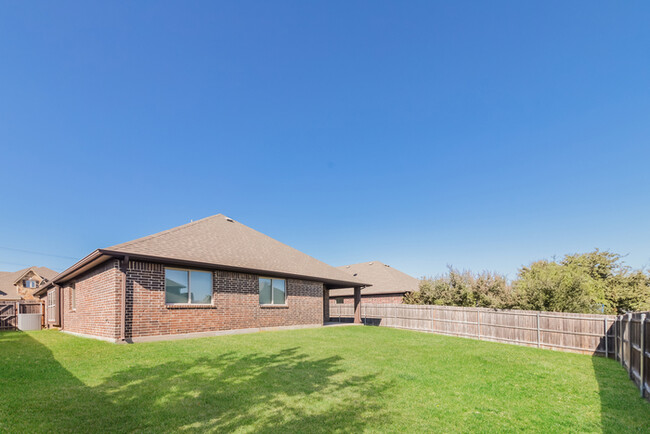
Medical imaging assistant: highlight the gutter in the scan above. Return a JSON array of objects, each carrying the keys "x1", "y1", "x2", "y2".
[
  {"x1": 43, "y1": 250, "x2": 106, "y2": 287},
  {"x1": 33, "y1": 281, "x2": 54, "y2": 298},
  {"x1": 97, "y1": 249, "x2": 372, "y2": 289}
]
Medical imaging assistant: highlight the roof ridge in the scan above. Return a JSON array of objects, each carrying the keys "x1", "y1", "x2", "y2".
[
  {"x1": 108, "y1": 214, "x2": 225, "y2": 250},
  {"x1": 337, "y1": 260, "x2": 385, "y2": 268}
]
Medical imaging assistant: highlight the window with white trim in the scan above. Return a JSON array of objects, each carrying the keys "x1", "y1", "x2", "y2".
[
  {"x1": 165, "y1": 268, "x2": 213, "y2": 305},
  {"x1": 23, "y1": 279, "x2": 37, "y2": 288},
  {"x1": 47, "y1": 289, "x2": 56, "y2": 322},
  {"x1": 259, "y1": 277, "x2": 286, "y2": 305}
]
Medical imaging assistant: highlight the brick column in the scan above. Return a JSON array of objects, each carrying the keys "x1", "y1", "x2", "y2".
[
  {"x1": 353, "y1": 286, "x2": 362, "y2": 324},
  {"x1": 322, "y1": 285, "x2": 330, "y2": 324}
]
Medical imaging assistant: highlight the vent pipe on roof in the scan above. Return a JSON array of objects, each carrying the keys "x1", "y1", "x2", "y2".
[{"x1": 225, "y1": 217, "x2": 234, "y2": 222}]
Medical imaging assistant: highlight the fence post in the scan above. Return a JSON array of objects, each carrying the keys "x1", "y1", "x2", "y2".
[
  {"x1": 536, "y1": 312, "x2": 541, "y2": 348},
  {"x1": 623, "y1": 313, "x2": 632, "y2": 372},
  {"x1": 619, "y1": 315, "x2": 624, "y2": 365},
  {"x1": 614, "y1": 315, "x2": 618, "y2": 361},
  {"x1": 640, "y1": 313, "x2": 646, "y2": 398},
  {"x1": 477, "y1": 308, "x2": 481, "y2": 340},
  {"x1": 604, "y1": 317, "x2": 609, "y2": 358},
  {"x1": 618, "y1": 315, "x2": 625, "y2": 366},
  {"x1": 430, "y1": 305, "x2": 434, "y2": 333}
]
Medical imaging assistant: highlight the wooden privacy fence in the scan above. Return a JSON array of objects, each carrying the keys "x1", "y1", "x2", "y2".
[
  {"x1": 0, "y1": 301, "x2": 44, "y2": 331},
  {"x1": 613, "y1": 312, "x2": 649, "y2": 399},
  {"x1": 330, "y1": 303, "x2": 616, "y2": 355},
  {"x1": 0, "y1": 302, "x2": 17, "y2": 331}
]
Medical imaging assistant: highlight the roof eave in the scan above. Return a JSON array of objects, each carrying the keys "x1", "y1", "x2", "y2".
[
  {"x1": 48, "y1": 250, "x2": 113, "y2": 285},
  {"x1": 98, "y1": 249, "x2": 372, "y2": 288},
  {"x1": 33, "y1": 281, "x2": 54, "y2": 298}
]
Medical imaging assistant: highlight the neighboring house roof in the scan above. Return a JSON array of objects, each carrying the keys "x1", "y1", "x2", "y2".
[
  {"x1": 0, "y1": 266, "x2": 58, "y2": 300},
  {"x1": 39, "y1": 214, "x2": 370, "y2": 291},
  {"x1": 329, "y1": 261, "x2": 419, "y2": 297}
]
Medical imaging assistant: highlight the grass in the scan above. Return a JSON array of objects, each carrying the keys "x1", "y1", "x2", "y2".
[{"x1": 0, "y1": 327, "x2": 648, "y2": 433}]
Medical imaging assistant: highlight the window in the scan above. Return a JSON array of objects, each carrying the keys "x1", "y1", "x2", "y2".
[
  {"x1": 70, "y1": 284, "x2": 76, "y2": 310},
  {"x1": 23, "y1": 279, "x2": 37, "y2": 288},
  {"x1": 165, "y1": 268, "x2": 212, "y2": 305},
  {"x1": 259, "y1": 277, "x2": 286, "y2": 305},
  {"x1": 47, "y1": 289, "x2": 56, "y2": 322},
  {"x1": 336, "y1": 297, "x2": 344, "y2": 304}
]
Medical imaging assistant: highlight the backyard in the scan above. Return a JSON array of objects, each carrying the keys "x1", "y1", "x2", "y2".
[{"x1": 0, "y1": 326, "x2": 648, "y2": 433}]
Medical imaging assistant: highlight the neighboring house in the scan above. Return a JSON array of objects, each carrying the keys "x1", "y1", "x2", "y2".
[
  {"x1": 0, "y1": 266, "x2": 58, "y2": 301},
  {"x1": 35, "y1": 214, "x2": 370, "y2": 343},
  {"x1": 329, "y1": 261, "x2": 419, "y2": 304}
]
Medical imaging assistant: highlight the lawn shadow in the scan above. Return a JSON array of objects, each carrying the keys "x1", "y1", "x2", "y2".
[
  {"x1": 590, "y1": 353, "x2": 650, "y2": 433},
  {"x1": 0, "y1": 332, "x2": 392, "y2": 432},
  {"x1": 0, "y1": 331, "x2": 123, "y2": 432}
]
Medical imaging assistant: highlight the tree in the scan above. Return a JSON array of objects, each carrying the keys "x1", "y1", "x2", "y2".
[
  {"x1": 407, "y1": 250, "x2": 650, "y2": 314},
  {"x1": 514, "y1": 260, "x2": 604, "y2": 313},
  {"x1": 405, "y1": 267, "x2": 516, "y2": 309},
  {"x1": 514, "y1": 249, "x2": 650, "y2": 314}
]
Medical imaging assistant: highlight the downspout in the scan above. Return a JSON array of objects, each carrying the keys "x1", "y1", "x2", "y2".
[
  {"x1": 55, "y1": 284, "x2": 63, "y2": 329},
  {"x1": 120, "y1": 255, "x2": 129, "y2": 342}
]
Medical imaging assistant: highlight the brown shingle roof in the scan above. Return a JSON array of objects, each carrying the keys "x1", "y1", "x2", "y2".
[
  {"x1": 103, "y1": 214, "x2": 370, "y2": 288},
  {"x1": 0, "y1": 266, "x2": 58, "y2": 300},
  {"x1": 328, "y1": 261, "x2": 419, "y2": 297}
]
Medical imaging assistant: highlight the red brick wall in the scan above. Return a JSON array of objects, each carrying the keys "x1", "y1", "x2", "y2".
[
  {"x1": 330, "y1": 293, "x2": 405, "y2": 304},
  {"x1": 62, "y1": 260, "x2": 122, "y2": 339},
  {"x1": 126, "y1": 261, "x2": 324, "y2": 338},
  {"x1": 60, "y1": 259, "x2": 325, "y2": 340}
]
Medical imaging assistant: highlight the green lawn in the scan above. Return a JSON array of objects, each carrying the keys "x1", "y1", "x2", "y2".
[{"x1": 0, "y1": 327, "x2": 648, "y2": 433}]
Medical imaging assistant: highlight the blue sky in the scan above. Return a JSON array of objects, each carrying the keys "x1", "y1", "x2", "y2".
[{"x1": 1, "y1": 1, "x2": 649, "y2": 279}]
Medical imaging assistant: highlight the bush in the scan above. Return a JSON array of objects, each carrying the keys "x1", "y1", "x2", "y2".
[{"x1": 405, "y1": 267, "x2": 517, "y2": 309}]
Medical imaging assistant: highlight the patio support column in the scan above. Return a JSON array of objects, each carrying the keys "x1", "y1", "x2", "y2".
[
  {"x1": 353, "y1": 286, "x2": 362, "y2": 324},
  {"x1": 323, "y1": 285, "x2": 330, "y2": 324},
  {"x1": 120, "y1": 255, "x2": 129, "y2": 342}
]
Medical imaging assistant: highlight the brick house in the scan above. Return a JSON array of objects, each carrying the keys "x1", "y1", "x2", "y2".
[
  {"x1": 35, "y1": 214, "x2": 369, "y2": 343},
  {"x1": 329, "y1": 261, "x2": 419, "y2": 305},
  {"x1": 0, "y1": 266, "x2": 57, "y2": 301}
]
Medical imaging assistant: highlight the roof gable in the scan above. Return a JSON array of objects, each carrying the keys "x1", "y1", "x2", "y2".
[
  {"x1": 11, "y1": 266, "x2": 58, "y2": 285},
  {"x1": 0, "y1": 266, "x2": 58, "y2": 300},
  {"x1": 104, "y1": 214, "x2": 368, "y2": 287}
]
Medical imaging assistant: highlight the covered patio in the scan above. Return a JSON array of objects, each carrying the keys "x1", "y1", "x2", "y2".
[{"x1": 324, "y1": 285, "x2": 365, "y2": 324}]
